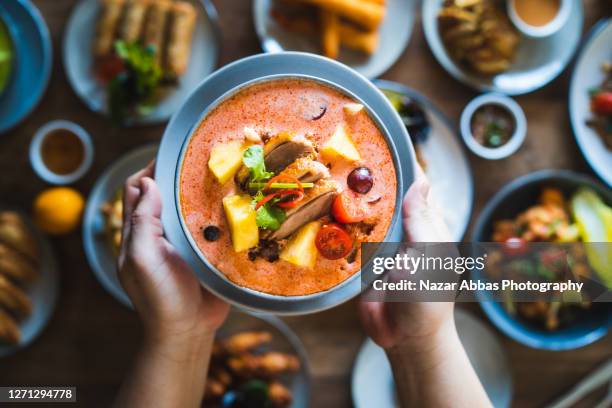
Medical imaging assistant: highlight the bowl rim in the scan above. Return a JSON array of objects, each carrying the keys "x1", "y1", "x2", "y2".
[
  {"x1": 471, "y1": 169, "x2": 612, "y2": 350},
  {"x1": 460, "y1": 93, "x2": 527, "y2": 160},
  {"x1": 506, "y1": 0, "x2": 572, "y2": 38},
  {"x1": 174, "y1": 74, "x2": 404, "y2": 302}
]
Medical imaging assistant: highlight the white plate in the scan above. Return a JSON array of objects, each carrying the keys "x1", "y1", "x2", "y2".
[
  {"x1": 82, "y1": 144, "x2": 158, "y2": 307},
  {"x1": 0, "y1": 211, "x2": 59, "y2": 358},
  {"x1": 63, "y1": 0, "x2": 220, "y2": 125},
  {"x1": 569, "y1": 19, "x2": 612, "y2": 187},
  {"x1": 375, "y1": 80, "x2": 473, "y2": 241},
  {"x1": 422, "y1": 0, "x2": 583, "y2": 95},
  {"x1": 253, "y1": 0, "x2": 416, "y2": 79},
  {"x1": 351, "y1": 308, "x2": 513, "y2": 408}
]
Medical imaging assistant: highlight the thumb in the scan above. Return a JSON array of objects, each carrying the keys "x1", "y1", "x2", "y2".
[{"x1": 129, "y1": 177, "x2": 164, "y2": 251}]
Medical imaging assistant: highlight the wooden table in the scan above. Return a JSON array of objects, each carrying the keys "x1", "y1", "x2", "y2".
[{"x1": 0, "y1": 1, "x2": 610, "y2": 407}]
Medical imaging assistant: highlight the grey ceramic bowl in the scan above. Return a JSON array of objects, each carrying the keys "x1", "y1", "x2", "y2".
[
  {"x1": 472, "y1": 169, "x2": 612, "y2": 350},
  {"x1": 156, "y1": 52, "x2": 415, "y2": 315}
]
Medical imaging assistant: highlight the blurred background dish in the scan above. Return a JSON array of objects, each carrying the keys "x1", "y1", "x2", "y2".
[
  {"x1": 0, "y1": 209, "x2": 59, "y2": 358},
  {"x1": 375, "y1": 79, "x2": 473, "y2": 241},
  {"x1": 351, "y1": 308, "x2": 513, "y2": 408},
  {"x1": 212, "y1": 310, "x2": 310, "y2": 408},
  {"x1": 422, "y1": 0, "x2": 583, "y2": 95},
  {"x1": 0, "y1": 15, "x2": 13, "y2": 98},
  {"x1": 0, "y1": 0, "x2": 52, "y2": 134},
  {"x1": 63, "y1": 0, "x2": 221, "y2": 125},
  {"x1": 472, "y1": 170, "x2": 612, "y2": 350},
  {"x1": 83, "y1": 144, "x2": 158, "y2": 307},
  {"x1": 253, "y1": 0, "x2": 416, "y2": 79},
  {"x1": 569, "y1": 19, "x2": 612, "y2": 187}
]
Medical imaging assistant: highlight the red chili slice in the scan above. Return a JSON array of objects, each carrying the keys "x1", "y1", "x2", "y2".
[
  {"x1": 255, "y1": 193, "x2": 279, "y2": 210},
  {"x1": 265, "y1": 175, "x2": 303, "y2": 193},
  {"x1": 277, "y1": 189, "x2": 305, "y2": 208},
  {"x1": 315, "y1": 223, "x2": 354, "y2": 260}
]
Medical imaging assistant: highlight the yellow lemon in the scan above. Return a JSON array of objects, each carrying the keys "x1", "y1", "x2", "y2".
[{"x1": 33, "y1": 187, "x2": 85, "y2": 235}]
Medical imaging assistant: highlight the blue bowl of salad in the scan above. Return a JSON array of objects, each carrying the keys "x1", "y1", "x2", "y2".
[{"x1": 472, "y1": 170, "x2": 612, "y2": 350}]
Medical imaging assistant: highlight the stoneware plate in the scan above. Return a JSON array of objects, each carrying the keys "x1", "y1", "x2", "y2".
[
  {"x1": 253, "y1": 0, "x2": 416, "y2": 79},
  {"x1": 0, "y1": 0, "x2": 52, "y2": 134},
  {"x1": 63, "y1": 0, "x2": 220, "y2": 125},
  {"x1": 217, "y1": 310, "x2": 310, "y2": 408},
  {"x1": 82, "y1": 144, "x2": 158, "y2": 308},
  {"x1": 155, "y1": 52, "x2": 415, "y2": 315},
  {"x1": 351, "y1": 308, "x2": 513, "y2": 408},
  {"x1": 375, "y1": 79, "x2": 474, "y2": 241},
  {"x1": 422, "y1": 0, "x2": 583, "y2": 95},
  {"x1": 569, "y1": 19, "x2": 612, "y2": 187},
  {"x1": 0, "y1": 210, "x2": 59, "y2": 358}
]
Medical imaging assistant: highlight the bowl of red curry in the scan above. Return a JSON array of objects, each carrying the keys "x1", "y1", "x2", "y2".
[{"x1": 157, "y1": 53, "x2": 412, "y2": 314}]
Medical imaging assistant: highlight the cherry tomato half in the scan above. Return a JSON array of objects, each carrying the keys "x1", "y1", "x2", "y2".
[
  {"x1": 331, "y1": 194, "x2": 369, "y2": 224},
  {"x1": 315, "y1": 223, "x2": 353, "y2": 260},
  {"x1": 591, "y1": 92, "x2": 612, "y2": 116},
  {"x1": 96, "y1": 55, "x2": 124, "y2": 83}
]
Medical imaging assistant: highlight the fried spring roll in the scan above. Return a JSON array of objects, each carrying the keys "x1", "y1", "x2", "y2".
[
  {"x1": 143, "y1": 0, "x2": 172, "y2": 62},
  {"x1": 289, "y1": 0, "x2": 384, "y2": 30},
  {"x1": 339, "y1": 24, "x2": 379, "y2": 55},
  {"x1": 320, "y1": 10, "x2": 340, "y2": 59},
  {"x1": 94, "y1": 0, "x2": 126, "y2": 56},
  {"x1": 166, "y1": 2, "x2": 197, "y2": 76},
  {"x1": 0, "y1": 309, "x2": 20, "y2": 345},
  {"x1": 120, "y1": 0, "x2": 150, "y2": 43}
]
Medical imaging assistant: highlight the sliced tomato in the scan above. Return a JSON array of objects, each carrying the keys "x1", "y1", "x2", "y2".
[
  {"x1": 331, "y1": 193, "x2": 369, "y2": 224},
  {"x1": 591, "y1": 92, "x2": 612, "y2": 115},
  {"x1": 315, "y1": 223, "x2": 353, "y2": 260},
  {"x1": 502, "y1": 237, "x2": 528, "y2": 256},
  {"x1": 96, "y1": 55, "x2": 124, "y2": 83}
]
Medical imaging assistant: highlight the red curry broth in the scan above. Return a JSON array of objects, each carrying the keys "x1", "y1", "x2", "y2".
[{"x1": 179, "y1": 79, "x2": 397, "y2": 296}]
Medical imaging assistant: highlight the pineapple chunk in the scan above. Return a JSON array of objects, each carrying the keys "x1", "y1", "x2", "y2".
[
  {"x1": 222, "y1": 195, "x2": 259, "y2": 252},
  {"x1": 280, "y1": 221, "x2": 321, "y2": 268},
  {"x1": 321, "y1": 124, "x2": 361, "y2": 162},
  {"x1": 208, "y1": 141, "x2": 246, "y2": 184}
]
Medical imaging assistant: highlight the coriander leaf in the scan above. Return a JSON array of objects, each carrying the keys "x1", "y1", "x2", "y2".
[
  {"x1": 256, "y1": 204, "x2": 286, "y2": 231},
  {"x1": 243, "y1": 145, "x2": 273, "y2": 182}
]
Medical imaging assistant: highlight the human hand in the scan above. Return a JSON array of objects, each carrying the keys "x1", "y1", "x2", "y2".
[
  {"x1": 359, "y1": 165, "x2": 455, "y2": 351},
  {"x1": 118, "y1": 161, "x2": 229, "y2": 346}
]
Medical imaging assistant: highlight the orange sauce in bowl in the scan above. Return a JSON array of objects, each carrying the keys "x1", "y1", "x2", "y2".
[
  {"x1": 41, "y1": 129, "x2": 85, "y2": 175},
  {"x1": 513, "y1": 0, "x2": 560, "y2": 27}
]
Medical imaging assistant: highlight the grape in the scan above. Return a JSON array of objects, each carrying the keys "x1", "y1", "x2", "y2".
[{"x1": 347, "y1": 167, "x2": 373, "y2": 194}]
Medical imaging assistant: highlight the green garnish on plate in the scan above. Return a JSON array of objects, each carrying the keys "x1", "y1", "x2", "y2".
[{"x1": 0, "y1": 17, "x2": 13, "y2": 95}]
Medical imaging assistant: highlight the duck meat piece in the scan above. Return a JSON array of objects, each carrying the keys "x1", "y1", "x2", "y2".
[
  {"x1": 264, "y1": 179, "x2": 339, "y2": 240},
  {"x1": 235, "y1": 132, "x2": 315, "y2": 189},
  {"x1": 277, "y1": 157, "x2": 330, "y2": 183}
]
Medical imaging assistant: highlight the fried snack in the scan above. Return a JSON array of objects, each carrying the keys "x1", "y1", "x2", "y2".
[
  {"x1": 269, "y1": 381, "x2": 293, "y2": 407},
  {"x1": 339, "y1": 24, "x2": 379, "y2": 55},
  {"x1": 320, "y1": 10, "x2": 340, "y2": 59},
  {"x1": 94, "y1": 0, "x2": 126, "y2": 56},
  {"x1": 0, "y1": 212, "x2": 38, "y2": 263},
  {"x1": 0, "y1": 308, "x2": 20, "y2": 345},
  {"x1": 0, "y1": 274, "x2": 32, "y2": 318},
  {"x1": 438, "y1": 0, "x2": 519, "y2": 75},
  {"x1": 166, "y1": 2, "x2": 197, "y2": 76},
  {"x1": 120, "y1": 0, "x2": 151, "y2": 43},
  {"x1": 143, "y1": 0, "x2": 172, "y2": 63},
  {"x1": 223, "y1": 331, "x2": 273, "y2": 354},
  {"x1": 228, "y1": 352, "x2": 300, "y2": 378},
  {"x1": 100, "y1": 191, "x2": 123, "y2": 254},
  {"x1": 0, "y1": 243, "x2": 39, "y2": 286},
  {"x1": 290, "y1": 0, "x2": 384, "y2": 30}
]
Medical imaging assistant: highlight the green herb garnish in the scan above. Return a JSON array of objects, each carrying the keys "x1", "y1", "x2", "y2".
[
  {"x1": 256, "y1": 204, "x2": 286, "y2": 231},
  {"x1": 243, "y1": 145, "x2": 274, "y2": 183},
  {"x1": 108, "y1": 41, "x2": 163, "y2": 125}
]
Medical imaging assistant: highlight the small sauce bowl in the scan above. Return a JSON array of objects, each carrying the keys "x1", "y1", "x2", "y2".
[
  {"x1": 30, "y1": 120, "x2": 94, "y2": 185},
  {"x1": 507, "y1": 0, "x2": 571, "y2": 38},
  {"x1": 460, "y1": 93, "x2": 526, "y2": 160}
]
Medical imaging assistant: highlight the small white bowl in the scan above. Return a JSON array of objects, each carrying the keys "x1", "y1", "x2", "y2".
[
  {"x1": 507, "y1": 0, "x2": 572, "y2": 38},
  {"x1": 30, "y1": 120, "x2": 94, "y2": 185},
  {"x1": 460, "y1": 93, "x2": 527, "y2": 160}
]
